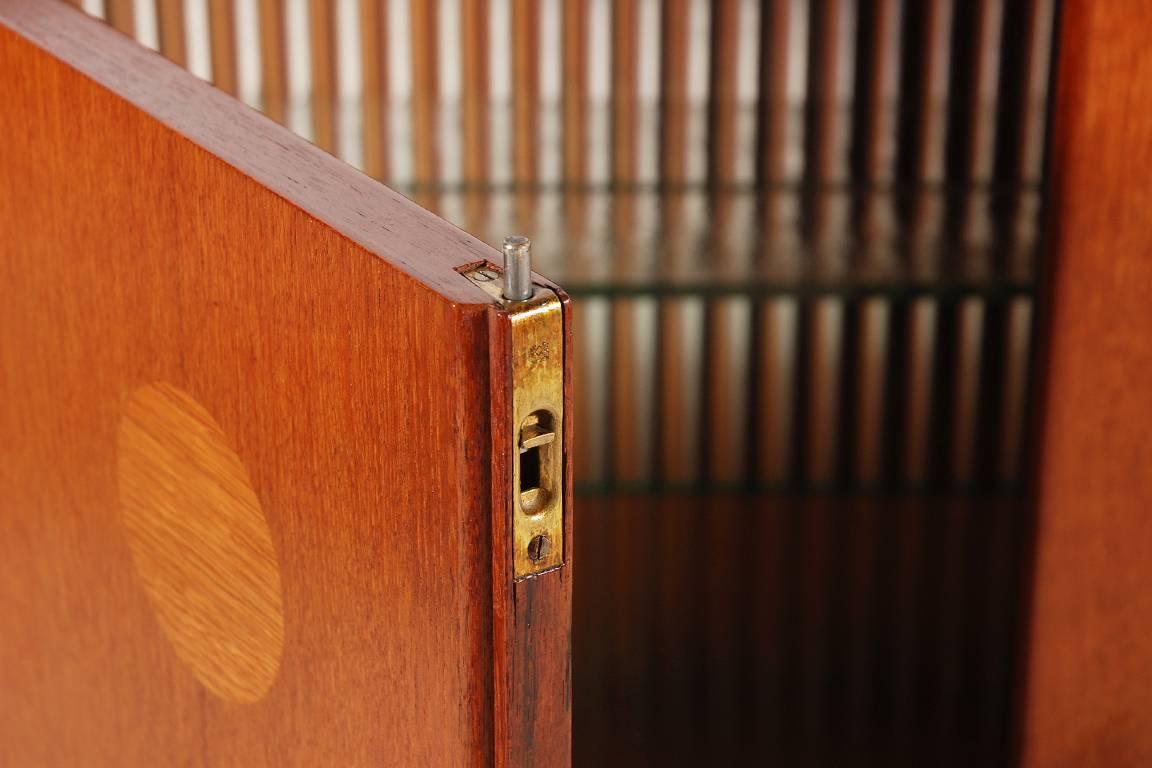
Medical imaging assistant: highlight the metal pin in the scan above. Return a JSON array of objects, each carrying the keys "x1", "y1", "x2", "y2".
[{"x1": 502, "y1": 235, "x2": 534, "y2": 301}]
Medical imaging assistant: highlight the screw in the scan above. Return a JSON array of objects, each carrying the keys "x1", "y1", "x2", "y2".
[
  {"x1": 473, "y1": 268, "x2": 498, "y2": 282},
  {"x1": 527, "y1": 534, "x2": 551, "y2": 562}
]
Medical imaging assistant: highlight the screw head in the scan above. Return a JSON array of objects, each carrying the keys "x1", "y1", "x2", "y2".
[
  {"x1": 527, "y1": 534, "x2": 551, "y2": 562},
  {"x1": 474, "y1": 268, "x2": 498, "y2": 282}
]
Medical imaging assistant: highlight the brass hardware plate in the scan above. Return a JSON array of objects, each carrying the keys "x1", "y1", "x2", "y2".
[{"x1": 462, "y1": 264, "x2": 565, "y2": 579}]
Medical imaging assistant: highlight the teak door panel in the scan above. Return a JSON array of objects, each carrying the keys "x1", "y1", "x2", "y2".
[
  {"x1": 1021, "y1": 2, "x2": 1152, "y2": 766},
  {"x1": 0, "y1": 1, "x2": 571, "y2": 765}
]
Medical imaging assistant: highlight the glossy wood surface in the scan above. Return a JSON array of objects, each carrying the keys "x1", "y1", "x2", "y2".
[
  {"x1": 0, "y1": 1, "x2": 571, "y2": 765},
  {"x1": 1020, "y1": 2, "x2": 1152, "y2": 766}
]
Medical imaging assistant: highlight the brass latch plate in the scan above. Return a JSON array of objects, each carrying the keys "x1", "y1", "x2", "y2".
[{"x1": 462, "y1": 263, "x2": 565, "y2": 579}]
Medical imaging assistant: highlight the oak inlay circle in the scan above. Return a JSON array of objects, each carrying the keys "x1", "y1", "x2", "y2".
[{"x1": 117, "y1": 382, "x2": 284, "y2": 704}]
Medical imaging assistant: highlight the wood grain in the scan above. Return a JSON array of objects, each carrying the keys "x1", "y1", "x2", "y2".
[
  {"x1": 1019, "y1": 2, "x2": 1152, "y2": 766},
  {"x1": 0, "y1": 2, "x2": 571, "y2": 765}
]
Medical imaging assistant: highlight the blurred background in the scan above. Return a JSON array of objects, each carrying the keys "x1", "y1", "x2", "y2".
[{"x1": 76, "y1": 0, "x2": 1059, "y2": 764}]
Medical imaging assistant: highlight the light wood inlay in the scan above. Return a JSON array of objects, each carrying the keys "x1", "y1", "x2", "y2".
[{"x1": 117, "y1": 382, "x2": 284, "y2": 704}]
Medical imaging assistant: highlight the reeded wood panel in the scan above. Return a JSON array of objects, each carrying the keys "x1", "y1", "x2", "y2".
[
  {"x1": 72, "y1": 0, "x2": 1057, "y2": 494},
  {"x1": 0, "y1": 2, "x2": 571, "y2": 766}
]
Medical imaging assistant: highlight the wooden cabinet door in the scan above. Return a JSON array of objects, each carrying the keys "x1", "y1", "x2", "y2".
[
  {"x1": 1021, "y1": 2, "x2": 1152, "y2": 766},
  {"x1": 0, "y1": 2, "x2": 571, "y2": 766}
]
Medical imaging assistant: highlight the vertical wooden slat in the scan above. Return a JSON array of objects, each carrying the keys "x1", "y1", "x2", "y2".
[
  {"x1": 752, "y1": 0, "x2": 794, "y2": 584},
  {"x1": 561, "y1": 0, "x2": 588, "y2": 260},
  {"x1": 806, "y1": 297, "x2": 844, "y2": 485},
  {"x1": 606, "y1": 8, "x2": 644, "y2": 754},
  {"x1": 834, "y1": 299, "x2": 862, "y2": 485},
  {"x1": 574, "y1": 298, "x2": 609, "y2": 487},
  {"x1": 460, "y1": 0, "x2": 488, "y2": 233},
  {"x1": 701, "y1": 13, "x2": 752, "y2": 746},
  {"x1": 897, "y1": 0, "x2": 951, "y2": 249},
  {"x1": 757, "y1": 0, "x2": 791, "y2": 188},
  {"x1": 656, "y1": 0, "x2": 693, "y2": 488},
  {"x1": 104, "y1": 0, "x2": 135, "y2": 35},
  {"x1": 943, "y1": 0, "x2": 1000, "y2": 247},
  {"x1": 259, "y1": 0, "x2": 288, "y2": 124},
  {"x1": 999, "y1": 296, "x2": 1033, "y2": 484},
  {"x1": 992, "y1": 0, "x2": 1044, "y2": 245},
  {"x1": 659, "y1": 0, "x2": 689, "y2": 188},
  {"x1": 851, "y1": 0, "x2": 898, "y2": 241},
  {"x1": 944, "y1": 30, "x2": 1004, "y2": 739},
  {"x1": 608, "y1": 0, "x2": 639, "y2": 478},
  {"x1": 856, "y1": 298, "x2": 890, "y2": 485},
  {"x1": 873, "y1": 298, "x2": 909, "y2": 748},
  {"x1": 460, "y1": 0, "x2": 489, "y2": 186},
  {"x1": 156, "y1": 0, "x2": 187, "y2": 67},
  {"x1": 880, "y1": 300, "x2": 910, "y2": 486},
  {"x1": 611, "y1": 0, "x2": 638, "y2": 186},
  {"x1": 511, "y1": 0, "x2": 538, "y2": 229},
  {"x1": 952, "y1": 298, "x2": 985, "y2": 485},
  {"x1": 707, "y1": 0, "x2": 740, "y2": 190},
  {"x1": 410, "y1": 0, "x2": 439, "y2": 210},
  {"x1": 802, "y1": 0, "x2": 843, "y2": 243},
  {"x1": 608, "y1": 303, "x2": 642, "y2": 483},
  {"x1": 704, "y1": 0, "x2": 744, "y2": 487},
  {"x1": 904, "y1": 298, "x2": 937, "y2": 484},
  {"x1": 972, "y1": 296, "x2": 1009, "y2": 487},
  {"x1": 309, "y1": 0, "x2": 338, "y2": 154},
  {"x1": 562, "y1": 0, "x2": 588, "y2": 187},
  {"x1": 657, "y1": 297, "x2": 702, "y2": 485},
  {"x1": 207, "y1": 0, "x2": 238, "y2": 96},
  {"x1": 828, "y1": 298, "x2": 861, "y2": 748},
  {"x1": 927, "y1": 298, "x2": 959, "y2": 487},
  {"x1": 656, "y1": 299, "x2": 685, "y2": 485},
  {"x1": 361, "y1": 0, "x2": 389, "y2": 181},
  {"x1": 755, "y1": 299, "x2": 797, "y2": 484},
  {"x1": 915, "y1": 0, "x2": 951, "y2": 184}
]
